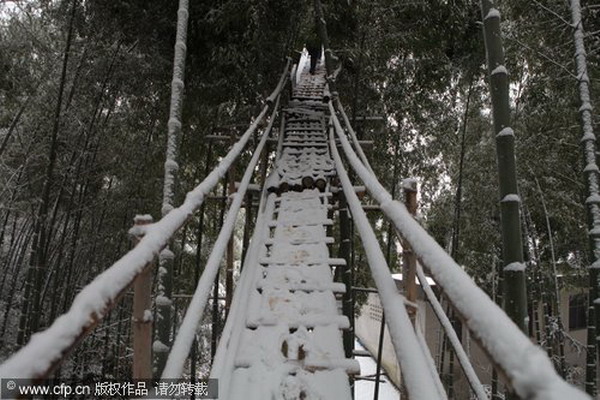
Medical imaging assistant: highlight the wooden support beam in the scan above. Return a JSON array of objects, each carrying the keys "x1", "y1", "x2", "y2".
[
  {"x1": 206, "y1": 134, "x2": 278, "y2": 145},
  {"x1": 234, "y1": 182, "x2": 262, "y2": 192},
  {"x1": 334, "y1": 139, "x2": 373, "y2": 148},
  {"x1": 353, "y1": 115, "x2": 385, "y2": 122}
]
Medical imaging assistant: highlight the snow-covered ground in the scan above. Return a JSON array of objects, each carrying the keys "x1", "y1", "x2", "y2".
[{"x1": 354, "y1": 340, "x2": 400, "y2": 400}]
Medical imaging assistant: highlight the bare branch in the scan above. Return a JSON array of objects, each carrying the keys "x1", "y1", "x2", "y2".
[
  {"x1": 532, "y1": 0, "x2": 573, "y2": 27},
  {"x1": 505, "y1": 36, "x2": 578, "y2": 80}
]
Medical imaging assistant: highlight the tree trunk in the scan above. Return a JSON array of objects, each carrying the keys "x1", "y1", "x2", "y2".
[
  {"x1": 523, "y1": 204, "x2": 543, "y2": 343},
  {"x1": 155, "y1": 0, "x2": 190, "y2": 376},
  {"x1": 480, "y1": 1, "x2": 528, "y2": 337},
  {"x1": 19, "y1": 0, "x2": 77, "y2": 342},
  {"x1": 0, "y1": 221, "x2": 33, "y2": 346},
  {"x1": 569, "y1": 0, "x2": 600, "y2": 395},
  {"x1": 534, "y1": 176, "x2": 566, "y2": 376}
]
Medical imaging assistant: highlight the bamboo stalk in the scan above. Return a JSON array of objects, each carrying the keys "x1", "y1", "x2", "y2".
[
  {"x1": 480, "y1": 0, "x2": 528, "y2": 335},
  {"x1": 569, "y1": 0, "x2": 600, "y2": 395},
  {"x1": 155, "y1": 0, "x2": 190, "y2": 376}
]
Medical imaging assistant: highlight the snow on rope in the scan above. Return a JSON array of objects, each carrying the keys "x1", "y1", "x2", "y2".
[
  {"x1": 0, "y1": 64, "x2": 290, "y2": 381},
  {"x1": 416, "y1": 265, "x2": 487, "y2": 400},
  {"x1": 210, "y1": 195, "x2": 277, "y2": 399},
  {"x1": 329, "y1": 127, "x2": 443, "y2": 400},
  {"x1": 161, "y1": 95, "x2": 282, "y2": 379},
  {"x1": 333, "y1": 96, "x2": 374, "y2": 174},
  {"x1": 329, "y1": 102, "x2": 590, "y2": 400}
]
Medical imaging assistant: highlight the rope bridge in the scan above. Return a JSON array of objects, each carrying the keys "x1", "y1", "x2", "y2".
[{"x1": 0, "y1": 1, "x2": 593, "y2": 399}]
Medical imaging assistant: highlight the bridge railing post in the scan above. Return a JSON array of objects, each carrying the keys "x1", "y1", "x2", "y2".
[
  {"x1": 130, "y1": 214, "x2": 154, "y2": 380},
  {"x1": 402, "y1": 179, "x2": 418, "y2": 324}
]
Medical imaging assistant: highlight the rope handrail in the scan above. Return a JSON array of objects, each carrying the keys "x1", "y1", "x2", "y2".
[
  {"x1": 209, "y1": 100, "x2": 286, "y2": 399},
  {"x1": 416, "y1": 264, "x2": 487, "y2": 400},
  {"x1": 329, "y1": 124, "x2": 443, "y2": 400},
  {"x1": 329, "y1": 100, "x2": 590, "y2": 400},
  {"x1": 332, "y1": 96, "x2": 373, "y2": 174},
  {"x1": 414, "y1": 325, "x2": 448, "y2": 398},
  {"x1": 161, "y1": 94, "x2": 283, "y2": 379},
  {"x1": 0, "y1": 62, "x2": 291, "y2": 381},
  {"x1": 209, "y1": 194, "x2": 277, "y2": 399}
]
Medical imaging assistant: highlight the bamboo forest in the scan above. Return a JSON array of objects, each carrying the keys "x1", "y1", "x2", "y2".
[{"x1": 0, "y1": 0, "x2": 599, "y2": 399}]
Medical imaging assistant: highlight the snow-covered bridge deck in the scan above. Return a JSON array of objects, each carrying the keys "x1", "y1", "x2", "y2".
[{"x1": 214, "y1": 66, "x2": 358, "y2": 399}]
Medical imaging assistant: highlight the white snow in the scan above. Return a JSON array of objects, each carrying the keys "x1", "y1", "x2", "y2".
[
  {"x1": 354, "y1": 341, "x2": 400, "y2": 400},
  {"x1": 401, "y1": 177, "x2": 418, "y2": 191},
  {"x1": 161, "y1": 0, "x2": 190, "y2": 220},
  {"x1": 496, "y1": 127, "x2": 514, "y2": 137},
  {"x1": 0, "y1": 58, "x2": 292, "y2": 382},
  {"x1": 155, "y1": 295, "x2": 173, "y2": 307},
  {"x1": 155, "y1": 0, "x2": 190, "y2": 352},
  {"x1": 210, "y1": 195, "x2": 277, "y2": 399},
  {"x1": 233, "y1": 185, "x2": 357, "y2": 395},
  {"x1": 160, "y1": 248, "x2": 175, "y2": 260},
  {"x1": 134, "y1": 214, "x2": 153, "y2": 223},
  {"x1": 504, "y1": 262, "x2": 526, "y2": 272},
  {"x1": 143, "y1": 309, "x2": 153, "y2": 323},
  {"x1": 485, "y1": 8, "x2": 501, "y2": 20},
  {"x1": 391, "y1": 272, "x2": 436, "y2": 286},
  {"x1": 570, "y1": 0, "x2": 600, "y2": 279},
  {"x1": 580, "y1": 131, "x2": 595, "y2": 142},
  {"x1": 164, "y1": 159, "x2": 179, "y2": 172},
  {"x1": 331, "y1": 103, "x2": 590, "y2": 400},
  {"x1": 296, "y1": 49, "x2": 309, "y2": 85},
  {"x1": 153, "y1": 340, "x2": 169, "y2": 353},
  {"x1": 213, "y1": 184, "x2": 357, "y2": 399},
  {"x1": 167, "y1": 117, "x2": 182, "y2": 132},
  {"x1": 585, "y1": 195, "x2": 600, "y2": 204},
  {"x1": 161, "y1": 96, "x2": 282, "y2": 379},
  {"x1": 491, "y1": 65, "x2": 508, "y2": 75},
  {"x1": 578, "y1": 71, "x2": 589, "y2": 83},
  {"x1": 330, "y1": 127, "x2": 444, "y2": 400},
  {"x1": 501, "y1": 194, "x2": 521, "y2": 203},
  {"x1": 583, "y1": 163, "x2": 599, "y2": 173}
]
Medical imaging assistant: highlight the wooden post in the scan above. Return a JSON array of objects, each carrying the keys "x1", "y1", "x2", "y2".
[
  {"x1": 402, "y1": 179, "x2": 418, "y2": 323},
  {"x1": 131, "y1": 215, "x2": 154, "y2": 380},
  {"x1": 338, "y1": 192, "x2": 353, "y2": 357},
  {"x1": 225, "y1": 131, "x2": 236, "y2": 317}
]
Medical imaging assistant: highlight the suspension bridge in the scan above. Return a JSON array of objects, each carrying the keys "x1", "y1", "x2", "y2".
[{"x1": 0, "y1": 1, "x2": 595, "y2": 399}]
